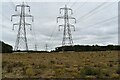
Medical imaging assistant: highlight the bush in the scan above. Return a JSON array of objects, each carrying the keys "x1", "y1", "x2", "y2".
[
  {"x1": 50, "y1": 60, "x2": 55, "y2": 64},
  {"x1": 2, "y1": 61, "x2": 9, "y2": 68},
  {"x1": 2, "y1": 61, "x2": 13, "y2": 73},
  {"x1": 80, "y1": 66, "x2": 100, "y2": 77},
  {"x1": 35, "y1": 64, "x2": 46, "y2": 69},
  {"x1": 2, "y1": 61, "x2": 25, "y2": 74},
  {"x1": 116, "y1": 68, "x2": 120, "y2": 74},
  {"x1": 112, "y1": 73, "x2": 120, "y2": 78},
  {"x1": 25, "y1": 66, "x2": 35, "y2": 77},
  {"x1": 12, "y1": 62, "x2": 24, "y2": 67}
]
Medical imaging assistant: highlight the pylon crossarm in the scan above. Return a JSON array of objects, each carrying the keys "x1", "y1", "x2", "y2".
[
  {"x1": 58, "y1": 25, "x2": 64, "y2": 31},
  {"x1": 68, "y1": 17, "x2": 76, "y2": 23},
  {"x1": 12, "y1": 14, "x2": 21, "y2": 17},
  {"x1": 67, "y1": 8, "x2": 73, "y2": 14},
  {"x1": 13, "y1": 23, "x2": 19, "y2": 25},
  {"x1": 24, "y1": 5, "x2": 30, "y2": 12},
  {"x1": 25, "y1": 14, "x2": 34, "y2": 22},
  {"x1": 57, "y1": 16, "x2": 64, "y2": 19},
  {"x1": 60, "y1": 8, "x2": 65, "y2": 10},
  {"x1": 25, "y1": 14, "x2": 32, "y2": 17},
  {"x1": 15, "y1": 5, "x2": 21, "y2": 11},
  {"x1": 57, "y1": 16, "x2": 64, "y2": 23},
  {"x1": 11, "y1": 14, "x2": 20, "y2": 21},
  {"x1": 67, "y1": 8, "x2": 72, "y2": 11},
  {"x1": 25, "y1": 23, "x2": 32, "y2": 30},
  {"x1": 13, "y1": 23, "x2": 19, "y2": 30},
  {"x1": 70, "y1": 24, "x2": 75, "y2": 31},
  {"x1": 60, "y1": 8, "x2": 65, "y2": 14},
  {"x1": 24, "y1": 5, "x2": 30, "y2": 7},
  {"x1": 25, "y1": 23, "x2": 31, "y2": 25}
]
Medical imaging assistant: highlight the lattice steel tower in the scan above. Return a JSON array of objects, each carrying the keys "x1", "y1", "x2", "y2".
[
  {"x1": 57, "y1": 5, "x2": 76, "y2": 46},
  {"x1": 11, "y1": 2, "x2": 34, "y2": 51}
]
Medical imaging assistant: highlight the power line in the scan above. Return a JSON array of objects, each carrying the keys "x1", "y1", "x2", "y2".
[
  {"x1": 32, "y1": 24, "x2": 38, "y2": 51},
  {"x1": 73, "y1": 0, "x2": 88, "y2": 14},
  {"x1": 45, "y1": 24, "x2": 59, "y2": 51},
  {"x1": 69, "y1": 0, "x2": 78, "y2": 8},
  {"x1": 77, "y1": 2, "x2": 107, "y2": 22},
  {"x1": 26, "y1": 22, "x2": 37, "y2": 51},
  {"x1": 51, "y1": 25, "x2": 58, "y2": 50},
  {"x1": 77, "y1": 2, "x2": 116, "y2": 24},
  {"x1": 25, "y1": 1, "x2": 37, "y2": 51},
  {"x1": 80, "y1": 16, "x2": 117, "y2": 30},
  {"x1": 66, "y1": 0, "x2": 71, "y2": 5}
]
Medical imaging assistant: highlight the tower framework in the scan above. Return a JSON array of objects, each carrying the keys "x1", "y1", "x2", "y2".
[
  {"x1": 57, "y1": 5, "x2": 76, "y2": 46},
  {"x1": 11, "y1": 2, "x2": 34, "y2": 51}
]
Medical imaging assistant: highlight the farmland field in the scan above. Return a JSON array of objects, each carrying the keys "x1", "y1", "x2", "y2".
[{"x1": 2, "y1": 51, "x2": 120, "y2": 78}]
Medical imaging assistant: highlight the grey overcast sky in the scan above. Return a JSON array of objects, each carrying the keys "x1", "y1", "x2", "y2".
[{"x1": 0, "y1": 0, "x2": 119, "y2": 50}]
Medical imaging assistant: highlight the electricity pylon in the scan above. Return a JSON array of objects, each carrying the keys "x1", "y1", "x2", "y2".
[
  {"x1": 11, "y1": 2, "x2": 34, "y2": 51},
  {"x1": 57, "y1": 5, "x2": 76, "y2": 47},
  {"x1": 45, "y1": 43, "x2": 48, "y2": 51},
  {"x1": 35, "y1": 44, "x2": 37, "y2": 51}
]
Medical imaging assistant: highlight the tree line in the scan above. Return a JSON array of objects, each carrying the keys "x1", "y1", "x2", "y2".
[
  {"x1": 54, "y1": 45, "x2": 120, "y2": 52},
  {"x1": 0, "y1": 41, "x2": 13, "y2": 53},
  {"x1": 0, "y1": 40, "x2": 120, "y2": 53}
]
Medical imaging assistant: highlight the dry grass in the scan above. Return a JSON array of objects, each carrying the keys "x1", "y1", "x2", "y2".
[
  {"x1": 2, "y1": 51, "x2": 120, "y2": 78},
  {"x1": 0, "y1": 53, "x2": 2, "y2": 79}
]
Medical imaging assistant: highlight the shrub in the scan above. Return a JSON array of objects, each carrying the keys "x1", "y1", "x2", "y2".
[
  {"x1": 7, "y1": 65, "x2": 13, "y2": 73},
  {"x1": 111, "y1": 73, "x2": 120, "y2": 78},
  {"x1": 50, "y1": 60, "x2": 55, "y2": 64},
  {"x1": 65, "y1": 64, "x2": 70, "y2": 68},
  {"x1": 2, "y1": 61, "x2": 9, "y2": 68},
  {"x1": 109, "y1": 64, "x2": 113, "y2": 67},
  {"x1": 105, "y1": 73, "x2": 109, "y2": 77},
  {"x1": 12, "y1": 62, "x2": 24, "y2": 67},
  {"x1": 80, "y1": 66, "x2": 100, "y2": 77},
  {"x1": 116, "y1": 68, "x2": 120, "y2": 74},
  {"x1": 25, "y1": 66, "x2": 35, "y2": 77},
  {"x1": 35, "y1": 64, "x2": 46, "y2": 69}
]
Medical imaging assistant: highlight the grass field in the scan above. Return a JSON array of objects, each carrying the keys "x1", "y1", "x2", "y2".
[{"x1": 2, "y1": 51, "x2": 120, "y2": 78}]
